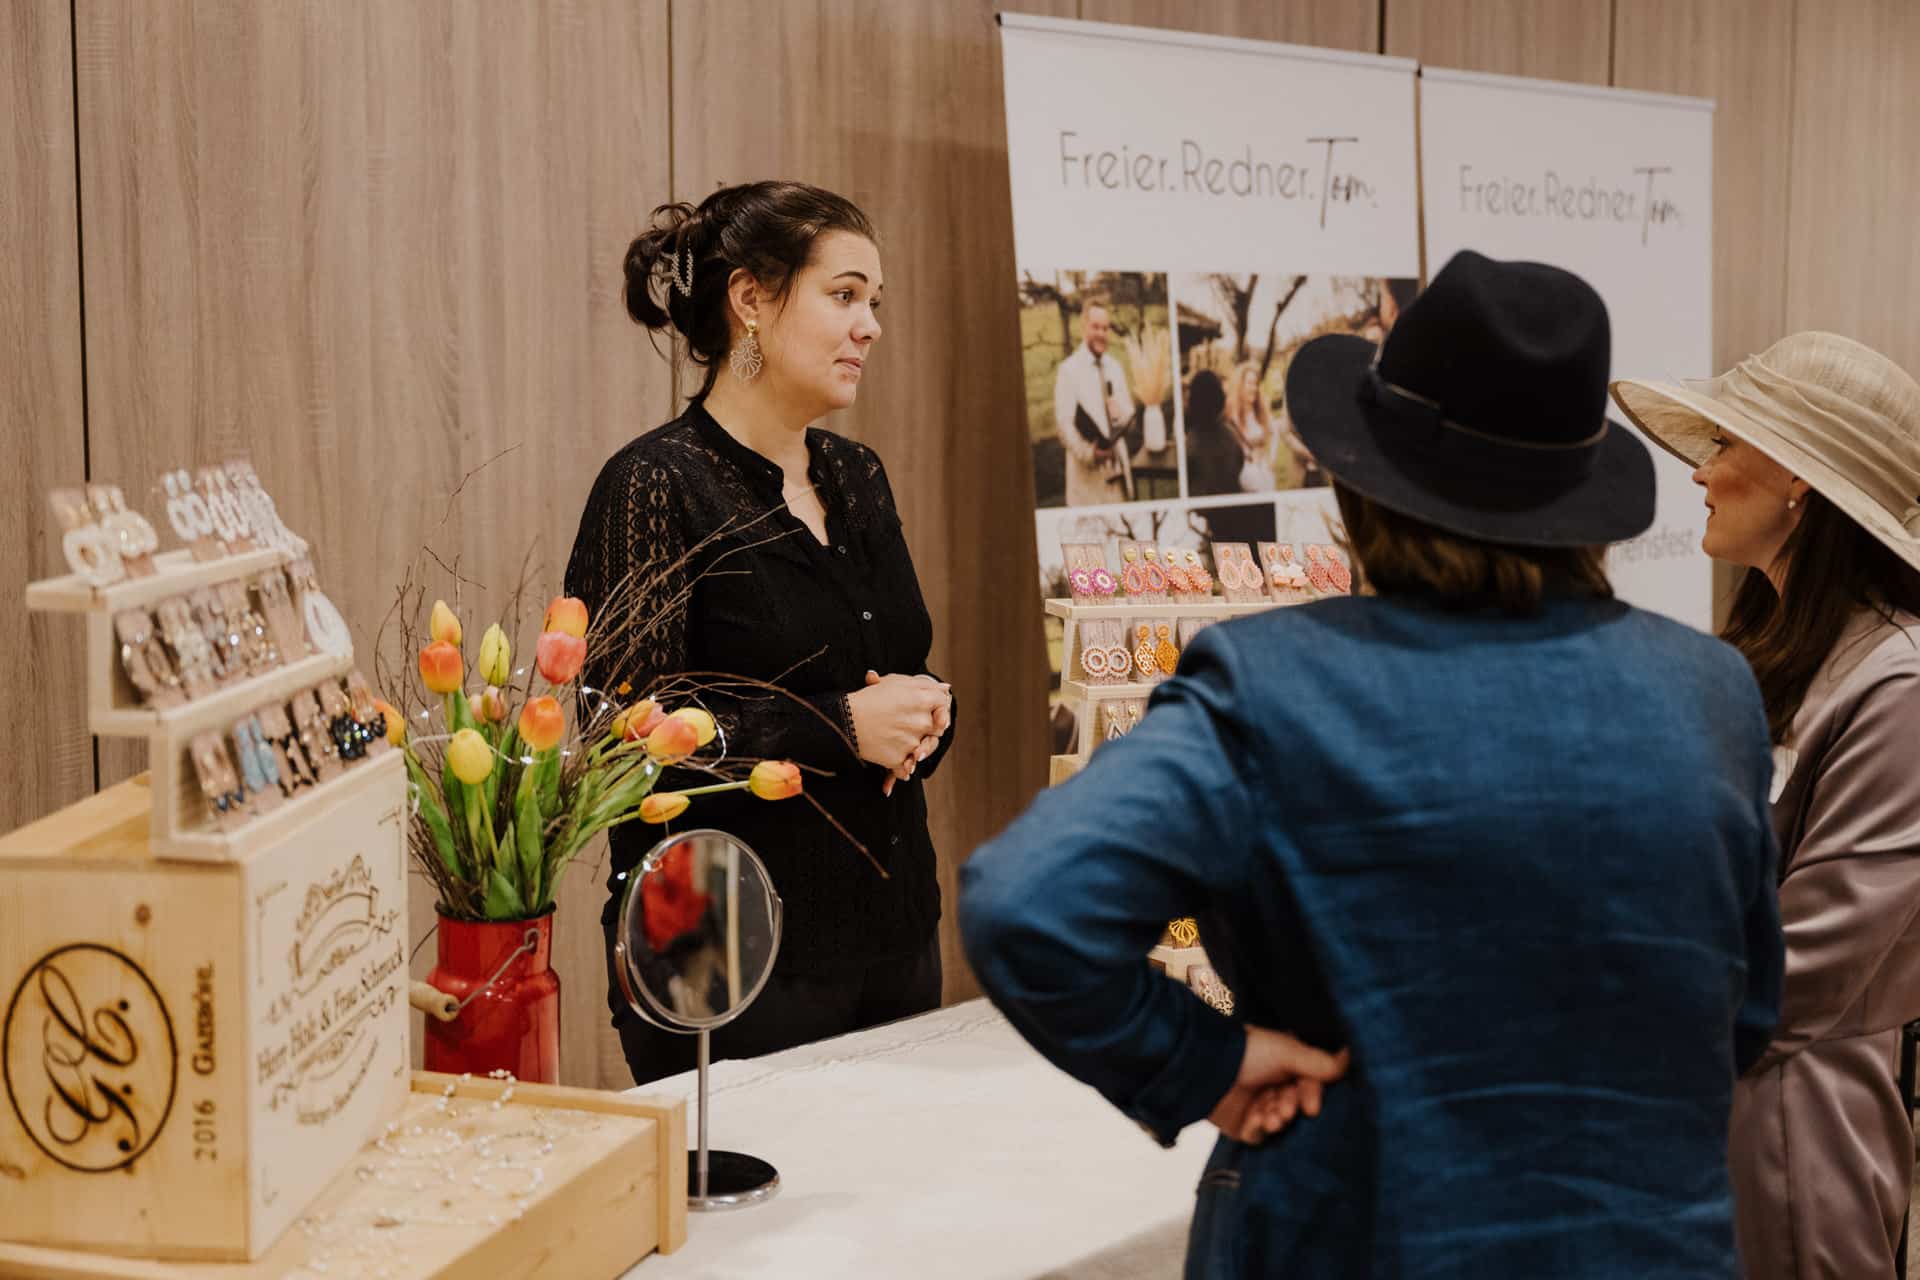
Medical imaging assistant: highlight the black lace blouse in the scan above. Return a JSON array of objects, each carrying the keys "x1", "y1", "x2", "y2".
[{"x1": 564, "y1": 402, "x2": 954, "y2": 976}]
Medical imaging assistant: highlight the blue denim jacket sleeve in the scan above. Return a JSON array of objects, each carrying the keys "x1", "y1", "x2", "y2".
[
  {"x1": 1735, "y1": 735, "x2": 1784, "y2": 1073},
  {"x1": 960, "y1": 625, "x2": 1255, "y2": 1146}
]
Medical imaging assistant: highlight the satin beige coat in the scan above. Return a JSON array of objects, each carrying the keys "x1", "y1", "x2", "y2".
[{"x1": 1731, "y1": 611, "x2": 1920, "y2": 1279}]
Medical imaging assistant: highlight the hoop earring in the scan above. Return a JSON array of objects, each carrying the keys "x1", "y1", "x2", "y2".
[{"x1": 731, "y1": 321, "x2": 764, "y2": 382}]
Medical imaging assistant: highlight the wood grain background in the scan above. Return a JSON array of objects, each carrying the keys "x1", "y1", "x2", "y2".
[{"x1": 4, "y1": 0, "x2": 1911, "y2": 1088}]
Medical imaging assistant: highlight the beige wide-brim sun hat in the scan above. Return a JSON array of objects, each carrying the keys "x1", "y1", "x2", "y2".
[{"x1": 1610, "y1": 331, "x2": 1920, "y2": 574}]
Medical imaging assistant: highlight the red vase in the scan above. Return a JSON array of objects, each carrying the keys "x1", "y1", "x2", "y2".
[{"x1": 422, "y1": 911, "x2": 560, "y2": 1084}]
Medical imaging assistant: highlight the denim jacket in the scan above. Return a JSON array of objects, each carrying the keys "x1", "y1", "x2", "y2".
[{"x1": 962, "y1": 595, "x2": 1781, "y2": 1278}]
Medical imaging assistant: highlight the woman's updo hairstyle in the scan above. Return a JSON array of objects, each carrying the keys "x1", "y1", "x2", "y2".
[{"x1": 623, "y1": 181, "x2": 876, "y2": 396}]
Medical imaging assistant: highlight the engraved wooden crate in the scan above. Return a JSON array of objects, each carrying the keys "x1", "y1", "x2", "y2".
[
  {"x1": 0, "y1": 1074, "x2": 688, "y2": 1279},
  {"x1": 0, "y1": 764, "x2": 411, "y2": 1262}
]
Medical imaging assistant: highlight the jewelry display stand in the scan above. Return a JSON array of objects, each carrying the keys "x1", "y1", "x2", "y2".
[
  {"x1": 1046, "y1": 596, "x2": 1284, "y2": 785},
  {"x1": 1, "y1": 544, "x2": 414, "y2": 1264}
]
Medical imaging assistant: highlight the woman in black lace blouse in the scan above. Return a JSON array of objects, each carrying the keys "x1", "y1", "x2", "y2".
[{"x1": 565, "y1": 181, "x2": 956, "y2": 1085}]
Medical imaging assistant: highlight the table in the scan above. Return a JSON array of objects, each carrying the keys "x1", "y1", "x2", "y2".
[{"x1": 622, "y1": 999, "x2": 1212, "y2": 1279}]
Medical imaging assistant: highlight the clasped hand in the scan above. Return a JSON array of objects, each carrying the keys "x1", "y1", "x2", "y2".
[
  {"x1": 847, "y1": 670, "x2": 952, "y2": 796},
  {"x1": 1208, "y1": 1026, "x2": 1350, "y2": 1146}
]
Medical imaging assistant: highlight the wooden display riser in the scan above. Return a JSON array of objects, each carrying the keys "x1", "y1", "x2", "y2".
[{"x1": 0, "y1": 1073, "x2": 688, "y2": 1279}]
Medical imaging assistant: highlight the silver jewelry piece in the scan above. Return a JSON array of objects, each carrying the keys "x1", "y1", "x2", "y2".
[{"x1": 670, "y1": 242, "x2": 694, "y2": 297}]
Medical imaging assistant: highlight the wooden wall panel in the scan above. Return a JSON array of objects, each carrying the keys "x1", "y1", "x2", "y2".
[
  {"x1": 72, "y1": 0, "x2": 672, "y2": 1088},
  {"x1": 0, "y1": 0, "x2": 92, "y2": 831},
  {"x1": 1387, "y1": 0, "x2": 1612, "y2": 82},
  {"x1": 1783, "y1": 0, "x2": 1920, "y2": 379},
  {"x1": 1079, "y1": 0, "x2": 1378, "y2": 51},
  {"x1": 668, "y1": 0, "x2": 1071, "y2": 1017},
  {"x1": 1612, "y1": 0, "x2": 1797, "y2": 628},
  {"x1": 1612, "y1": 0, "x2": 1795, "y2": 374}
]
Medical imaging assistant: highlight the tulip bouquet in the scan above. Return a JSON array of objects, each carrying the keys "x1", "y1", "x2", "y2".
[{"x1": 385, "y1": 591, "x2": 805, "y2": 922}]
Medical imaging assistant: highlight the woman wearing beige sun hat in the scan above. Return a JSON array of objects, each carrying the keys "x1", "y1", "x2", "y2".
[{"x1": 1613, "y1": 332, "x2": 1920, "y2": 1280}]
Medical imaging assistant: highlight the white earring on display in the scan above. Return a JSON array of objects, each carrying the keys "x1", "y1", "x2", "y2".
[
  {"x1": 731, "y1": 321, "x2": 764, "y2": 382},
  {"x1": 303, "y1": 588, "x2": 355, "y2": 658},
  {"x1": 62, "y1": 525, "x2": 125, "y2": 586},
  {"x1": 165, "y1": 469, "x2": 216, "y2": 543}
]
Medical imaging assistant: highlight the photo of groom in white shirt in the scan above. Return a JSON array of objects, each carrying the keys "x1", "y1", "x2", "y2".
[{"x1": 1053, "y1": 298, "x2": 1138, "y2": 506}]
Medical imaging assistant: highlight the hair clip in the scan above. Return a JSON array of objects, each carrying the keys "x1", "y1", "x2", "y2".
[
  {"x1": 1133, "y1": 624, "x2": 1159, "y2": 678},
  {"x1": 1155, "y1": 624, "x2": 1180, "y2": 673},
  {"x1": 670, "y1": 240, "x2": 695, "y2": 297}
]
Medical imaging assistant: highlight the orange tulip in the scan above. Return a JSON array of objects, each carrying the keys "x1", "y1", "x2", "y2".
[
  {"x1": 616, "y1": 698, "x2": 666, "y2": 743},
  {"x1": 670, "y1": 707, "x2": 717, "y2": 747},
  {"x1": 429, "y1": 599, "x2": 462, "y2": 647},
  {"x1": 518, "y1": 695, "x2": 566, "y2": 752},
  {"x1": 748, "y1": 760, "x2": 803, "y2": 801},
  {"x1": 419, "y1": 641, "x2": 464, "y2": 694},
  {"x1": 373, "y1": 697, "x2": 406, "y2": 747},
  {"x1": 644, "y1": 714, "x2": 701, "y2": 764},
  {"x1": 638, "y1": 792, "x2": 689, "y2": 824},
  {"x1": 535, "y1": 630, "x2": 586, "y2": 685},
  {"x1": 543, "y1": 596, "x2": 589, "y2": 639}
]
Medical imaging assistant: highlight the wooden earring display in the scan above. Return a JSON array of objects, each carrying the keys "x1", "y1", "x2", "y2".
[{"x1": 5, "y1": 530, "x2": 411, "y2": 1265}]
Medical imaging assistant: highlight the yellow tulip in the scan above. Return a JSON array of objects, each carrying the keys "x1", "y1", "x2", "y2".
[
  {"x1": 430, "y1": 599, "x2": 463, "y2": 648},
  {"x1": 639, "y1": 792, "x2": 689, "y2": 824},
  {"x1": 445, "y1": 728, "x2": 494, "y2": 784},
  {"x1": 670, "y1": 707, "x2": 717, "y2": 747},
  {"x1": 477, "y1": 623, "x2": 511, "y2": 687},
  {"x1": 372, "y1": 697, "x2": 405, "y2": 747}
]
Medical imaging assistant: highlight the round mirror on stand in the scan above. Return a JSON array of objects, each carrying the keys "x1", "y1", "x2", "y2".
[{"x1": 614, "y1": 828, "x2": 784, "y2": 1211}]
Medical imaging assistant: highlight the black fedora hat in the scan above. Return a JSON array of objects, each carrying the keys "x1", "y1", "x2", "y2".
[{"x1": 1285, "y1": 250, "x2": 1654, "y2": 547}]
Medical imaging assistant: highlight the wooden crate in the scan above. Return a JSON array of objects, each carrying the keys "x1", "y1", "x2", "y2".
[
  {"x1": 0, "y1": 765, "x2": 411, "y2": 1261},
  {"x1": 0, "y1": 1073, "x2": 688, "y2": 1279}
]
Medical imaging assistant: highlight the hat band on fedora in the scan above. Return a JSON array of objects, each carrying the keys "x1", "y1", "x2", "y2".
[
  {"x1": 1364, "y1": 367, "x2": 1609, "y2": 452},
  {"x1": 1357, "y1": 366, "x2": 1605, "y2": 503}
]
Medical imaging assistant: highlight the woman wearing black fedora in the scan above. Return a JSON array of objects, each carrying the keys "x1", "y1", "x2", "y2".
[
  {"x1": 1615, "y1": 337, "x2": 1920, "y2": 1280},
  {"x1": 961, "y1": 250, "x2": 1783, "y2": 1277}
]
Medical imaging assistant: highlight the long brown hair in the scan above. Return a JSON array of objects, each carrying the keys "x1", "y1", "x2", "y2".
[
  {"x1": 1333, "y1": 482, "x2": 1612, "y2": 616},
  {"x1": 1722, "y1": 491, "x2": 1920, "y2": 743}
]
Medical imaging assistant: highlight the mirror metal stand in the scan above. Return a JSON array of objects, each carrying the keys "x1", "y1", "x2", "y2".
[{"x1": 689, "y1": 1028, "x2": 780, "y2": 1211}]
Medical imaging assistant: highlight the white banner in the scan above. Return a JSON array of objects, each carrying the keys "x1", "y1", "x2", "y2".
[
  {"x1": 1420, "y1": 68, "x2": 1716, "y2": 629},
  {"x1": 1000, "y1": 14, "x2": 1423, "y2": 754}
]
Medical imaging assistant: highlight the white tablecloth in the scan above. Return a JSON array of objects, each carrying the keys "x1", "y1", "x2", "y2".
[{"x1": 622, "y1": 999, "x2": 1210, "y2": 1279}]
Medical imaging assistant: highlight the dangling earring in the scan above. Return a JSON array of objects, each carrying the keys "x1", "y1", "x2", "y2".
[{"x1": 731, "y1": 320, "x2": 764, "y2": 382}]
